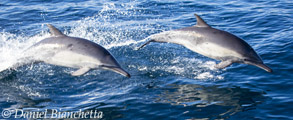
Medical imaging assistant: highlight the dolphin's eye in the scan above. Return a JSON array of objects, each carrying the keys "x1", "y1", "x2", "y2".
[
  {"x1": 243, "y1": 59, "x2": 249, "y2": 62},
  {"x1": 243, "y1": 59, "x2": 255, "y2": 63}
]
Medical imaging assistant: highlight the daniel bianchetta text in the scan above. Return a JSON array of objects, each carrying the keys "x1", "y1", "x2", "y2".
[{"x1": 1, "y1": 109, "x2": 103, "y2": 119}]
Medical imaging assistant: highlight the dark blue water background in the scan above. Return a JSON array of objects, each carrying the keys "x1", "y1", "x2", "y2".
[{"x1": 0, "y1": 0, "x2": 292, "y2": 119}]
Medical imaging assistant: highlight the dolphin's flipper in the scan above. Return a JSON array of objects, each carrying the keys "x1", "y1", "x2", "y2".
[
  {"x1": 47, "y1": 24, "x2": 65, "y2": 36},
  {"x1": 71, "y1": 67, "x2": 91, "y2": 76},
  {"x1": 137, "y1": 40, "x2": 155, "y2": 50},
  {"x1": 215, "y1": 61, "x2": 233, "y2": 69}
]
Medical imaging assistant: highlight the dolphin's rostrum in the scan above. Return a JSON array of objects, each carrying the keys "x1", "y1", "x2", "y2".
[
  {"x1": 16, "y1": 24, "x2": 131, "y2": 77},
  {"x1": 139, "y1": 14, "x2": 272, "y2": 73}
]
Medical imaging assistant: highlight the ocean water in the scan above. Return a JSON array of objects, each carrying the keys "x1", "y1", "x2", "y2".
[{"x1": 0, "y1": 0, "x2": 292, "y2": 119}]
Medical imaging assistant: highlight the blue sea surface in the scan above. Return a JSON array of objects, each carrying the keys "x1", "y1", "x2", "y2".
[{"x1": 0, "y1": 0, "x2": 292, "y2": 119}]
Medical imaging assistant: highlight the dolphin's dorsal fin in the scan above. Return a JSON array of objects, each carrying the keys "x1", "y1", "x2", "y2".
[
  {"x1": 47, "y1": 24, "x2": 65, "y2": 36},
  {"x1": 194, "y1": 14, "x2": 210, "y2": 27}
]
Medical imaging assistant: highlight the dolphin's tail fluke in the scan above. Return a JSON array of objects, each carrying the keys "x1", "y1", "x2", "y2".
[
  {"x1": 137, "y1": 40, "x2": 155, "y2": 50},
  {"x1": 102, "y1": 66, "x2": 131, "y2": 78}
]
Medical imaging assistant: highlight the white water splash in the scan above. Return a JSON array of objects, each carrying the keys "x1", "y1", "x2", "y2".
[
  {"x1": 132, "y1": 56, "x2": 224, "y2": 80},
  {"x1": 0, "y1": 31, "x2": 50, "y2": 71}
]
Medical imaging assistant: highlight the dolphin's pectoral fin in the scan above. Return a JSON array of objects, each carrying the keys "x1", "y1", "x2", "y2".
[
  {"x1": 71, "y1": 67, "x2": 91, "y2": 76},
  {"x1": 215, "y1": 61, "x2": 233, "y2": 69},
  {"x1": 137, "y1": 40, "x2": 155, "y2": 50}
]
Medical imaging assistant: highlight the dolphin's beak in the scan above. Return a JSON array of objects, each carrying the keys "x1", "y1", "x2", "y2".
[
  {"x1": 247, "y1": 62, "x2": 273, "y2": 73},
  {"x1": 243, "y1": 59, "x2": 273, "y2": 73},
  {"x1": 254, "y1": 63, "x2": 273, "y2": 73},
  {"x1": 102, "y1": 66, "x2": 131, "y2": 78}
]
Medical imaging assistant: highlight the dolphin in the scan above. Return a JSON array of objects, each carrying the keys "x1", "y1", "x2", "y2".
[
  {"x1": 138, "y1": 14, "x2": 272, "y2": 73},
  {"x1": 14, "y1": 24, "x2": 130, "y2": 77}
]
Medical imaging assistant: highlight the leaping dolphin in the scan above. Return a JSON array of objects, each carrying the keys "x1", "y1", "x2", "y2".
[
  {"x1": 13, "y1": 24, "x2": 131, "y2": 77},
  {"x1": 138, "y1": 14, "x2": 272, "y2": 73}
]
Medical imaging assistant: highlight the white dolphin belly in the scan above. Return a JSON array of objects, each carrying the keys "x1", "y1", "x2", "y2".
[
  {"x1": 26, "y1": 44, "x2": 100, "y2": 68},
  {"x1": 44, "y1": 50, "x2": 100, "y2": 68},
  {"x1": 184, "y1": 41, "x2": 242, "y2": 60}
]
